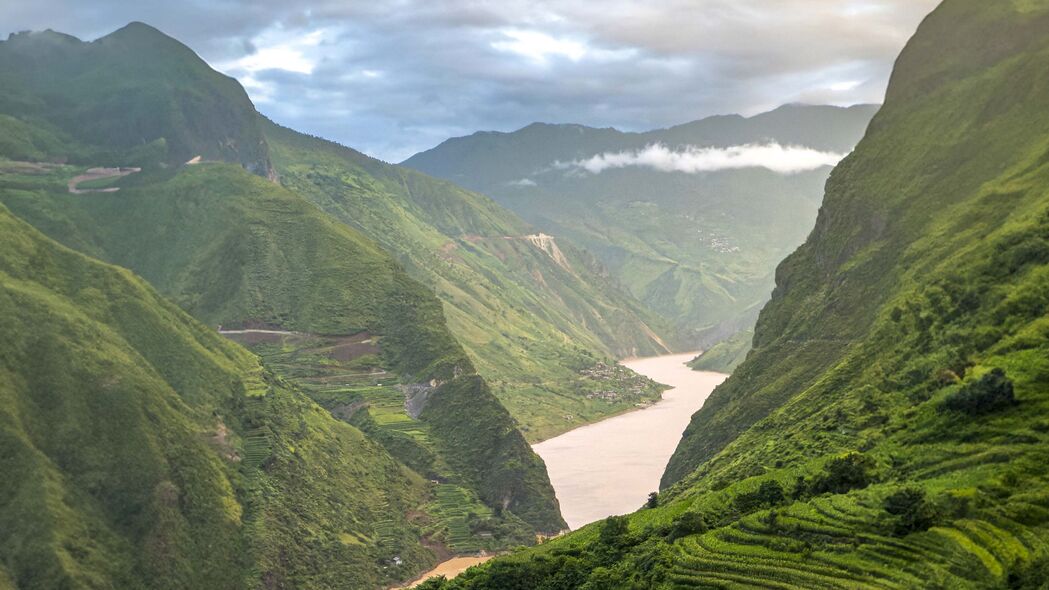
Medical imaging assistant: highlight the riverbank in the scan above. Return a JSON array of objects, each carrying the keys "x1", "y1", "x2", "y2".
[
  {"x1": 397, "y1": 556, "x2": 495, "y2": 588},
  {"x1": 534, "y1": 353, "x2": 727, "y2": 529}
]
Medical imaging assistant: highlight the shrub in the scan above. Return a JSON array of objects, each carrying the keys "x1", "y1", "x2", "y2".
[
  {"x1": 883, "y1": 487, "x2": 937, "y2": 536},
  {"x1": 665, "y1": 511, "x2": 708, "y2": 542},
  {"x1": 733, "y1": 480, "x2": 786, "y2": 513},
  {"x1": 646, "y1": 492, "x2": 659, "y2": 509},
  {"x1": 939, "y1": 369, "x2": 1017, "y2": 415},
  {"x1": 808, "y1": 452, "x2": 876, "y2": 495}
]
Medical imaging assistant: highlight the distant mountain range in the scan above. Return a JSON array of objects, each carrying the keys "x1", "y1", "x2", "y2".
[{"x1": 404, "y1": 103, "x2": 879, "y2": 361}]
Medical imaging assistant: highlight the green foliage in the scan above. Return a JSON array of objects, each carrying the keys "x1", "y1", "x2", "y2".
[
  {"x1": 806, "y1": 453, "x2": 876, "y2": 496},
  {"x1": 883, "y1": 487, "x2": 938, "y2": 536},
  {"x1": 404, "y1": 106, "x2": 878, "y2": 349},
  {"x1": 423, "y1": 1, "x2": 1049, "y2": 587},
  {"x1": 263, "y1": 118, "x2": 672, "y2": 440},
  {"x1": 664, "y1": 511, "x2": 708, "y2": 542},
  {"x1": 689, "y1": 328, "x2": 754, "y2": 373},
  {"x1": 940, "y1": 368, "x2": 1017, "y2": 415},
  {"x1": 0, "y1": 205, "x2": 438, "y2": 588}
]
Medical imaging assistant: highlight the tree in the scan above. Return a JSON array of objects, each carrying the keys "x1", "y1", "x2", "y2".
[
  {"x1": 940, "y1": 368, "x2": 1017, "y2": 415},
  {"x1": 646, "y1": 492, "x2": 659, "y2": 509}
]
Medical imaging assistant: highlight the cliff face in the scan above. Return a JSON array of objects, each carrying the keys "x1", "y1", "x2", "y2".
[
  {"x1": 412, "y1": 1, "x2": 1049, "y2": 587},
  {"x1": 664, "y1": 0, "x2": 1049, "y2": 487}
]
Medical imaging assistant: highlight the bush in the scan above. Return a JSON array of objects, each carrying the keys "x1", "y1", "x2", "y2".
[
  {"x1": 665, "y1": 511, "x2": 708, "y2": 542},
  {"x1": 808, "y1": 452, "x2": 876, "y2": 495},
  {"x1": 939, "y1": 369, "x2": 1016, "y2": 415},
  {"x1": 883, "y1": 487, "x2": 937, "y2": 536},
  {"x1": 733, "y1": 480, "x2": 786, "y2": 513},
  {"x1": 646, "y1": 492, "x2": 659, "y2": 509}
]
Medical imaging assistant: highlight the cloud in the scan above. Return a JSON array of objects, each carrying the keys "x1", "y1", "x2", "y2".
[
  {"x1": 506, "y1": 178, "x2": 538, "y2": 187},
  {"x1": 562, "y1": 143, "x2": 847, "y2": 175},
  {"x1": 0, "y1": 0, "x2": 941, "y2": 161}
]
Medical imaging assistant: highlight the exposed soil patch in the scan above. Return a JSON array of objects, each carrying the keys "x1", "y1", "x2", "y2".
[{"x1": 328, "y1": 334, "x2": 379, "y2": 361}]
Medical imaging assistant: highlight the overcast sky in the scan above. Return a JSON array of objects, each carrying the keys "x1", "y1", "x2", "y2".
[{"x1": 2, "y1": 0, "x2": 940, "y2": 162}]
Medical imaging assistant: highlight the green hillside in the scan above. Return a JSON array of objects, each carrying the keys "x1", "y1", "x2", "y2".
[
  {"x1": 419, "y1": 0, "x2": 1049, "y2": 587},
  {"x1": 0, "y1": 22, "x2": 674, "y2": 443},
  {"x1": 0, "y1": 21, "x2": 566, "y2": 568},
  {"x1": 0, "y1": 23, "x2": 274, "y2": 175},
  {"x1": 0, "y1": 203, "x2": 446, "y2": 588},
  {"x1": 264, "y1": 120, "x2": 673, "y2": 441},
  {"x1": 0, "y1": 159, "x2": 564, "y2": 535},
  {"x1": 404, "y1": 105, "x2": 878, "y2": 354}
]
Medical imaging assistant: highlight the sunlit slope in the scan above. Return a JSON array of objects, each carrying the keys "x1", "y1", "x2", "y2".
[
  {"x1": 0, "y1": 204, "x2": 437, "y2": 589},
  {"x1": 264, "y1": 120, "x2": 674, "y2": 441},
  {"x1": 418, "y1": 1, "x2": 1049, "y2": 587}
]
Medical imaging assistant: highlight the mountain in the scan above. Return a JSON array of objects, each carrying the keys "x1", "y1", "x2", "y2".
[
  {"x1": 0, "y1": 202, "x2": 445, "y2": 588},
  {"x1": 0, "y1": 23, "x2": 274, "y2": 176},
  {"x1": 419, "y1": 0, "x2": 1049, "y2": 587},
  {"x1": 0, "y1": 22, "x2": 567, "y2": 583},
  {"x1": 0, "y1": 22, "x2": 679, "y2": 444},
  {"x1": 261, "y1": 118, "x2": 673, "y2": 441},
  {"x1": 404, "y1": 104, "x2": 878, "y2": 357}
]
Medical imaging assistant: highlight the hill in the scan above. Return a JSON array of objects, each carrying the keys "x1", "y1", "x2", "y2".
[
  {"x1": 263, "y1": 119, "x2": 673, "y2": 441},
  {"x1": 0, "y1": 22, "x2": 674, "y2": 442},
  {"x1": 0, "y1": 202, "x2": 455, "y2": 588},
  {"x1": 0, "y1": 23, "x2": 274, "y2": 176},
  {"x1": 404, "y1": 105, "x2": 878, "y2": 357},
  {"x1": 0, "y1": 21, "x2": 566, "y2": 576},
  {"x1": 418, "y1": 0, "x2": 1049, "y2": 587}
]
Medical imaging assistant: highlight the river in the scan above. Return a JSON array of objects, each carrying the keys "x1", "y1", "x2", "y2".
[{"x1": 533, "y1": 353, "x2": 728, "y2": 530}]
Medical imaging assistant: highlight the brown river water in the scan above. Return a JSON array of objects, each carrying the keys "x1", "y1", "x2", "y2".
[{"x1": 534, "y1": 353, "x2": 728, "y2": 530}]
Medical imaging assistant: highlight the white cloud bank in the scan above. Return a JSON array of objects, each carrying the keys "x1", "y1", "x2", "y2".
[{"x1": 564, "y1": 143, "x2": 848, "y2": 175}]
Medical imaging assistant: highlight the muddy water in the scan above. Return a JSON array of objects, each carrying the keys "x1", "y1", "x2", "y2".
[{"x1": 534, "y1": 353, "x2": 728, "y2": 530}]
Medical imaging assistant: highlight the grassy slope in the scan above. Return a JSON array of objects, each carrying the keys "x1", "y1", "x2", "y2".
[
  {"x1": 0, "y1": 161, "x2": 565, "y2": 535},
  {"x1": 264, "y1": 120, "x2": 672, "y2": 441},
  {"x1": 0, "y1": 204, "x2": 440, "y2": 589},
  {"x1": 402, "y1": 106, "x2": 878, "y2": 349},
  {"x1": 421, "y1": 1, "x2": 1049, "y2": 587},
  {"x1": 689, "y1": 329, "x2": 753, "y2": 373}
]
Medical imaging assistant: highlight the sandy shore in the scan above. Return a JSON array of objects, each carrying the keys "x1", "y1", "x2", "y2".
[{"x1": 399, "y1": 556, "x2": 494, "y2": 588}]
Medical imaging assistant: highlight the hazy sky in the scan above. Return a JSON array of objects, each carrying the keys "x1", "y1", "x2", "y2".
[{"x1": 2, "y1": 0, "x2": 940, "y2": 161}]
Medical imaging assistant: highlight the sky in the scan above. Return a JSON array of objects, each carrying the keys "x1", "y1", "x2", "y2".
[{"x1": 2, "y1": 0, "x2": 941, "y2": 162}]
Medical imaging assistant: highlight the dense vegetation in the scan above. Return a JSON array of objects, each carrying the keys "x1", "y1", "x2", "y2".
[
  {"x1": 0, "y1": 22, "x2": 569, "y2": 587},
  {"x1": 0, "y1": 204, "x2": 443, "y2": 588},
  {"x1": 264, "y1": 119, "x2": 673, "y2": 440},
  {"x1": 404, "y1": 105, "x2": 877, "y2": 357},
  {"x1": 419, "y1": 0, "x2": 1049, "y2": 587}
]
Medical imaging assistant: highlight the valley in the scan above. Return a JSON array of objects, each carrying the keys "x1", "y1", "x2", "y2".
[
  {"x1": 535, "y1": 354, "x2": 727, "y2": 530},
  {"x1": 4, "y1": 1, "x2": 1049, "y2": 589}
]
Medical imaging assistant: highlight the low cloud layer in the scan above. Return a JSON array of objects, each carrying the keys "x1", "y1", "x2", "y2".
[
  {"x1": 564, "y1": 143, "x2": 847, "y2": 175},
  {"x1": 2, "y1": 1, "x2": 940, "y2": 161}
]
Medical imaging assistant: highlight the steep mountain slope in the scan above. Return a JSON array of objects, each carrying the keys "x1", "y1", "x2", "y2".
[
  {"x1": 0, "y1": 203, "x2": 443, "y2": 589},
  {"x1": 0, "y1": 160, "x2": 563, "y2": 535},
  {"x1": 263, "y1": 120, "x2": 672, "y2": 441},
  {"x1": 404, "y1": 105, "x2": 878, "y2": 354},
  {"x1": 421, "y1": 1, "x2": 1049, "y2": 587},
  {"x1": 0, "y1": 23, "x2": 273, "y2": 175},
  {"x1": 0, "y1": 22, "x2": 565, "y2": 556},
  {"x1": 0, "y1": 22, "x2": 673, "y2": 442}
]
